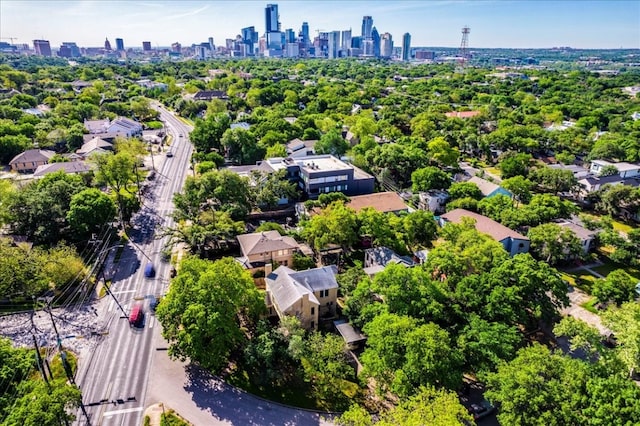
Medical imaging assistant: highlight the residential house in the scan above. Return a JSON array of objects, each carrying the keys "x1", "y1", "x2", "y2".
[
  {"x1": 468, "y1": 176, "x2": 512, "y2": 198},
  {"x1": 548, "y1": 163, "x2": 591, "y2": 180},
  {"x1": 578, "y1": 174, "x2": 640, "y2": 194},
  {"x1": 33, "y1": 161, "x2": 92, "y2": 178},
  {"x1": 346, "y1": 192, "x2": 409, "y2": 214},
  {"x1": 193, "y1": 90, "x2": 228, "y2": 101},
  {"x1": 418, "y1": 190, "x2": 449, "y2": 213},
  {"x1": 9, "y1": 149, "x2": 55, "y2": 173},
  {"x1": 286, "y1": 138, "x2": 317, "y2": 158},
  {"x1": 83, "y1": 117, "x2": 143, "y2": 138},
  {"x1": 236, "y1": 230, "x2": 300, "y2": 271},
  {"x1": 590, "y1": 160, "x2": 640, "y2": 179},
  {"x1": 557, "y1": 221, "x2": 597, "y2": 254},
  {"x1": 265, "y1": 265, "x2": 339, "y2": 330},
  {"x1": 76, "y1": 137, "x2": 113, "y2": 158},
  {"x1": 440, "y1": 208, "x2": 530, "y2": 256},
  {"x1": 445, "y1": 110, "x2": 481, "y2": 119},
  {"x1": 363, "y1": 246, "x2": 415, "y2": 277}
]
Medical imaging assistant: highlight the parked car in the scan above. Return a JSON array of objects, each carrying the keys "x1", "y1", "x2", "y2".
[
  {"x1": 166, "y1": 151, "x2": 173, "y2": 157},
  {"x1": 469, "y1": 400, "x2": 495, "y2": 421}
]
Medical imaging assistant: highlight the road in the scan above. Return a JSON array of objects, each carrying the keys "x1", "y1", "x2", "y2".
[{"x1": 75, "y1": 104, "x2": 193, "y2": 426}]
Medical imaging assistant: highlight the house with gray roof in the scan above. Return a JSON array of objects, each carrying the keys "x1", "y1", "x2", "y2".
[
  {"x1": 33, "y1": 161, "x2": 93, "y2": 178},
  {"x1": 440, "y1": 208, "x2": 530, "y2": 256},
  {"x1": 265, "y1": 265, "x2": 338, "y2": 330},
  {"x1": 468, "y1": 176, "x2": 512, "y2": 198},
  {"x1": 236, "y1": 230, "x2": 300, "y2": 271},
  {"x1": 286, "y1": 138, "x2": 317, "y2": 158},
  {"x1": 76, "y1": 137, "x2": 113, "y2": 158},
  {"x1": 9, "y1": 149, "x2": 55, "y2": 173},
  {"x1": 363, "y1": 246, "x2": 415, "y2": 277}
]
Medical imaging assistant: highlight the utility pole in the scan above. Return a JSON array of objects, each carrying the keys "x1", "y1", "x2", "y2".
[{"x1": 45, "y1": 305, "x2": 92, "y2": 425}]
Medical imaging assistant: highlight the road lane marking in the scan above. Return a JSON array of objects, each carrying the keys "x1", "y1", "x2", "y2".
[
  {"x1": 111, "y1": 290, "x2": 137, "y2": 295},
  {"x1": 148, "y1": 317, "x2": 155, "y2": 329},
  {"x1": 103, "y1": 406, "x2": 143, "y2": 416}
]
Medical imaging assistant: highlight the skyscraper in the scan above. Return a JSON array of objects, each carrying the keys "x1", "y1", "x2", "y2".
[
  {"x1": 361, "y1": 16, "x2": 373, "y2": 39},
  {"x1": 142, "y1": 41, "x2": 152, "y2": 51},
  {"x1": 208, "y1": 37, "x2": 215, "y2": 51},
  {"x1": 341, "y1": 30, "x2": 352, "y2": 52},
  {"x1": 265, "y1": 4, "x2": 279, "y2": 33},
  {"x1": 115, "y1": 38, "x2": 124, "y2": 51},
  {"x1": 104, "y1": 37, "x2": 112, "y2": 51},
  {"x1": 371, "y1": 27, "x2": 380, "y2": 57},
  {"x1": 402, "y1": 32, "x2": 411, "y2": 61},
  {"x1": 328, "y1": 31, "x2": 340, "y2": 59},
  {"x1": 380, "y1": 33, "x2": 393, "y2": 58},
  {"x1": 241, "y1": 26, "x2": 258, "y2": 55},
  {"x1": 33, "y1": 39, "x2": 51, "y2": 56},
  {"x1": 301, "y1": 22, "x2": 310, "y2": 47}
]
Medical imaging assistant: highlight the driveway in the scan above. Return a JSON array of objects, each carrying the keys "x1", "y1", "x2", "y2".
[{"x1": 145, "y1": 332, "x2": 334, "y2": 426}]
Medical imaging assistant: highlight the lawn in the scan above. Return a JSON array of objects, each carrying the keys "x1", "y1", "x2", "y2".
[
  {"x1": 560, "y1": 270, "x2": 599, "y2": 294},
  {"x1": 592, "y1": 261, "x2": 640, "y2": 282},
  {"x1": 485, "y1": 167, "x2": 501, "y2": 178},
  {"x1": 580, "y1": 297, "x2": 599, "y2": 314}
]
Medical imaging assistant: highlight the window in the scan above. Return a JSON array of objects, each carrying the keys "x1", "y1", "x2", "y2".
[
  {"x1": 311, "y1": 307, "x2": 315, "y2": 315},
  {"x1": 311, "y1": 321, "x2": 315, "y2": 329}
]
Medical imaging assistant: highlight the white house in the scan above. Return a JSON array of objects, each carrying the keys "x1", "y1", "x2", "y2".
[{"x1": 590, "y1": 160, "x2": 640, "y2": 179}]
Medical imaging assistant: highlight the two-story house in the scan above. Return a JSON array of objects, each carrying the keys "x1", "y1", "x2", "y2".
[
  {"x1": 440, "y1": 208, "x2": 530, "y2": 256},
  {"x1": 590, "y1": 160, "x2": 640, "y2": 179},
  {"x1": 265, "y1": 265, "x2": 338, "y2": 330},
  {"x1": 236, "y1": 230, "x2": 300, "y2": 271}
]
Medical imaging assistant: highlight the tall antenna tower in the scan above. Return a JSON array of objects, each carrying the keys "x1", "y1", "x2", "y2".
[{"x1": 458, "y1": 26, "x2": 470, "y2": 68}]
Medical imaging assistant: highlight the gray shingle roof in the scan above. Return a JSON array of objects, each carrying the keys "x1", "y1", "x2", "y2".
[
  {"x1": 266, "y1": 265, "x2": 338, "y2": 312},
  {"x1": 33, "y1": 161, "x2": 92, "y2": 177},
  {"x1": 9, "y1": 149, "x2": 55, "y2": 165}
]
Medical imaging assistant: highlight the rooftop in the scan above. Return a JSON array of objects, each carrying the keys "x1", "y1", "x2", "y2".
[
  {"x1": 441, "y1": 208, "x2": 528, "y2": 242},
  {"x1": 347, "y1": 192, "x2": 408, "y2": 214},
  {"x1": 237, "y1": 230, "x2": 299, "y2": 257}
]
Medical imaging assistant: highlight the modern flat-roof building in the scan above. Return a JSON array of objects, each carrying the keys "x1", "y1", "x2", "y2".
[{"x1": 33, "y1": 39, "x2": 51, "y2": 56}]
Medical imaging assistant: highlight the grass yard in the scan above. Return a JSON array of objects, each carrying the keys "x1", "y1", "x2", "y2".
[
  {"x1": 592, "y1": 261, "x2": 640, "y2": 282},
  {"x1": 485, "y1": 167, "x2": 501, "y2": 177},
  {"x1": 580, "y1": 297, "x2": 599, "y2": 314},
  {"x1": 560, "y1": 270, "x2": 599, "y2": 294}
]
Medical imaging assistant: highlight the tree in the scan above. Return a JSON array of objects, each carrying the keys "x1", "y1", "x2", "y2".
[
  {"x1": 300, "y1": 332, "x2": 356, "y2": 409},
  {"x1": 361, "y1": 313, "x2": 463, "y2": 396},
  {"x1": 3, "y1": 378, "x2": 82, "y2": 425},
  {"x1": 301, "y1": 201, "x2": 358, "y2": 251},
  {"x1": 603, "y1": 302, "x2": 640, "y2": 378},
  {"x1": 528, "y1": 167, "x2": 578, "y2": 194},
  {"x1": 411, "y1": 166, "x2": 451, "y2": 192},
  {"x1": 93, "y1": 151, "x2": 136, "y2": 224},
  {"x1": 427, "y1": 137, "x2": 459, "y2": 168},
  {"x1": 0, "y1": 337, "x2": 33, "y2": 414},
  {"x1": 67, "y1": 188, "x2": 116, "y2": 239},
  {"x1": 457, "y1": 315, "x2": 521, "y2": 374},
  {"x1": 250, "y1": 169, "x2": 298, "y2": 210},
  {"x1": 357, "y1": 208, "x2": 405, "y2": 254},
  {"x1": 402, "y1": 210, "x2": 438, "y2": 249},
  {"x1": 221, "y1": 128, "x2": 263, "y2": 165},
  {"x1": 498, "y1": 152, "x2": 531, "y2": 179},
  {"x1": 190, "y1": 113, "x2": 230, "y2": 153},
  {"x1": 315, "y1": 129, "x2": 350, "y2": 156},
  {"x1": 593, "y1": 270, "x2": 637, "y2": 306},
  {"x1": 501, "y1": 175, "x2": 533, "y2": 204},
  {"x1": 156, "y1": 257, "x2": 265, "y2": 372},
  {"x1": 265, "y1": 143, "x2": 287, "y2": 158},
  {"x1": 8, "y1": 170, "x2": 86, "y2": 245},
  {"x1": 527, "y1": 223, "x2": 583, "y2": 265},
  {"x1": 448, "y1": 182, "x2": 482, "y2": 201},
  {"x1": 0, "y1": 179, "x2": 16, "y2": 226}
]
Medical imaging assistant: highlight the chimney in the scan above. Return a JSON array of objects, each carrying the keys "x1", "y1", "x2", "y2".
[{"x1": 264, "y1": 263, "x2": 273, "y2": 276}]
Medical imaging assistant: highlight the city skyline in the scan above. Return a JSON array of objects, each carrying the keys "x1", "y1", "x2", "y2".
[{"x1": 1, "y1": 0, "x2": 639, "y2": 49}]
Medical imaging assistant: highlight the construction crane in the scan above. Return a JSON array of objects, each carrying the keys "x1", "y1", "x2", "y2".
[{"x1": 1, "y1": 37, "x2": 17, "y2": 44}]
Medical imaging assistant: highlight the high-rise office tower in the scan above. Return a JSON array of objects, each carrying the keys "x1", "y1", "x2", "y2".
[
  {"x1": 104, "y1": 37, "x2": 112, "y2": 51},
  {"x1": 285, "y1": 28, "x2": 296, "y2": 44},
  {"x1": 265, "y1": 4, "x2": 279, "y2": 32},
  {"x1": 241, "y1": 26, "x2": 258, "y2": 55},
  {"x1": 361, "y1": 16, "x2": 373, "y2": 39},
  {"x1": 115, "y1": 38, "x2": 124, "y2": 51},
  {"x1": 33, "y1": 39, "x2": 51, "y2": 56},
  {"x1": 371, "y1": 27, "x2": 380, "y2": 57},
  {"x1": 142, "y1": 41, "x2": 152, "y2": 51},
  {"x1": 208, "y1": 37, "x2": 215, "y2": 51},
  {"x1": 60, "y1": 42, "x2": 81, "y2": 58},
  {"x1": 301, "y1": 22, "x2": 310, "y2": 47},
  {"x1": 380, "y1": 33, "x2": 393, "y2": 58},
  {"x1": 402, "y1": 32, "x2": 411, "y2": 61},
  {"x1": 341, "y1": 29, "x2": 352, "y2": 52},
  {"x1": 327, "y1": 31, "x2": 340, "y2": 59}
]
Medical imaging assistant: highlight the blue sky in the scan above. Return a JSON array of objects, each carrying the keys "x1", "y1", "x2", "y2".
[{"x1": 1, "y1": 1, "x2": 639, "y2": 49}]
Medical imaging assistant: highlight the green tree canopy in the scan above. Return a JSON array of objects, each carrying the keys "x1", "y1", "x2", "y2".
[{"x1": 156, "y1": 257, "x2": 265, "y2": 372}]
